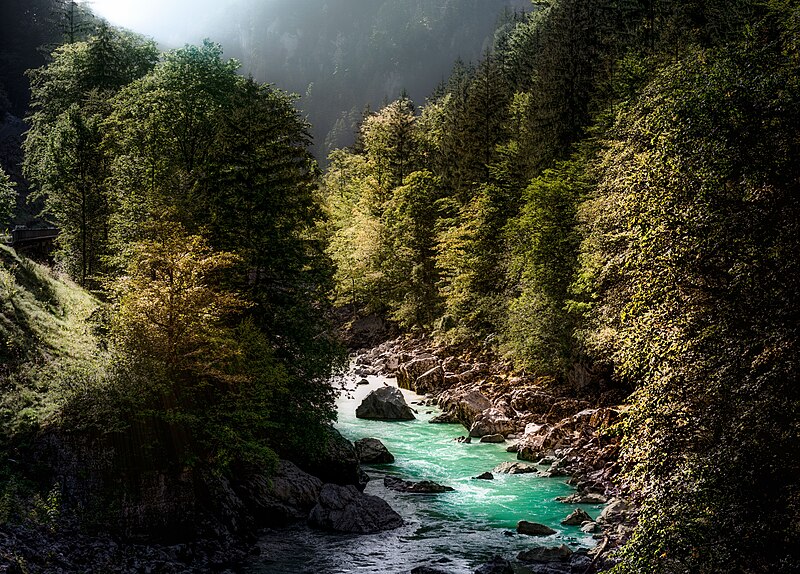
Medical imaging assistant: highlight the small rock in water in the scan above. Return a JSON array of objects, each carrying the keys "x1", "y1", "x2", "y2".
[
  {"x1": 479, "y1": 434, "x2": 505, "y2": 443},
  {"x1": 429, "y1": 412, "x2": 459, "y2": 424},
  {"x1": 473, "y1": 555, "x2": 513, "y2": 574},
  {"x1": 517, "y1": 544, "x2": 572, "y2": 563},
  {"x1": 493, "y1": 461, "x2": 536, "y2": 474},
  {"x1": 517, "y1": 521, "x2": 557, "y2": 536},
  {"x1": 357, "y1": 378, "x2": 370, "y2": 385},
  {"x1": 472, "y1": 472, "x2": 494, "y2": 480},
  {"x1": 561, "y1": 508, "x2": 592, "y2": 526},
  {"x1": 455, "y1": 436, "x2": 472, "y2": 444},
  {"x1": 384, "y1": 476, "x2": 454, "y2": 493}
]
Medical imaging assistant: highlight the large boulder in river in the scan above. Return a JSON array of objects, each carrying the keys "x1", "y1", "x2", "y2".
[
  {"x1": 355, "y1": 437, "x2": 395, "y2": 464},
  {"x1": 561, "y1": 508, "x2": 592, "y2": 526},
  {"x1": 517, "y1": 521, "x2": 557, "y2": 536},
  {"x1": 469, "y1": 408, "x2": 515, "y2": 438},
  {"x1": 308, "y1": 483, "x2": 403, "y2": 533},
  {"x1": 473, "y1": 555, "x2": 513, "y2": 574},
  {"x1": 397, "y1": 357, "x2": 439, "y2": 390},
  {"x1": 356, "y1": 386, "x2": 415, "y2": 421},
  {"x1": 493, "y1": 461, "x2": 537, "y2": 474}
]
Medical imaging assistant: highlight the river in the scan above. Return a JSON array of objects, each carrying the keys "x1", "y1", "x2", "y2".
[{"x1": 247, "y1": 371, "x2": 600, "y2": 573}]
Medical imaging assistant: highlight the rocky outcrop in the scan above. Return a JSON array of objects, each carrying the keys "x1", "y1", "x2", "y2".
[
  {"x1": 295, "y1": 426, "x2": 364, "y2": 489},
  {"x1": 355, "y1": 438, "x2": 395, "y2": 464},
  {"x1": 473, "y1": 555, "x2": 513, "y2": 574},
  {"x1": 384, "y1": 476, "x2": 454, "y2": 493},
  {"x1": 438, "y1": 388, "x2": 492, "y2": 428},
  {"x1": 356, "y1": 386, "x2": 415, "y2": 421},
  {"x1": 414, "y1": 366, "x2": 445, "y2": 394},
  {"x1": 307, "y1": 484, "x2": 403, "y2": 533},
  {"x1": 429, "y1": 411, "x2": 460, "y2": 424},
  {"x1": 469, "y1": 408, "x2": 514, "y2": 438},
  {"x1": 517, "y1": 521, "x2": 557, "y2": 536},
  {"x1": 517, "y1": 544, "x2": 572, "y2": 563},
  {"x1": 397, "y1": 357, "x2": 440, "y2": 390},
  {"x1": 493, "y1": 461, "x2": 537, "y2": 474},
  {"x1": 239, "y1": 460, "x2": 322, "y2": 525},
  {"x1": 561, "y1": 508, "x2": 592, "y2": 526}
]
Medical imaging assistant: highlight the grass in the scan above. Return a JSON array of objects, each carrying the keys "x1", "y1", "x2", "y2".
[{"x1": 0, "y1": 244, "x2": 108, "y2": 436}]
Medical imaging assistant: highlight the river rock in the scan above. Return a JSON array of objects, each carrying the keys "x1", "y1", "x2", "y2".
[
  {"x1": 597, "y1": 498, "x2": 629, "y2": 524},
  {"x1": 561, "y1": 508, "x2": 592, "y2": 526},
  {"x1": 398, "y1": 357, "x2": 440, "y2": 390},
  {"x1": 493, "y1": 461, "x2": 537, "y2": 474},
  {"x1": 517, "y1": 521, "x2": 557, "y2": 536},
  {"x1": 581, "y1": 521, "x2": 599, "y2": 533},
  {"x1": 556, "y1": 492, "x2": 608, "y2": 504},
  {"x1": 438, "y1": 389, "x2": 492, "y2": 428},
  {"x1": 384, "y1": 476, "x2": 454, "y2": 493},
  {"x1": 469, "y1": 408, "x2": 514, "y2": 438},
  {"x1": 241, "y1": 460, "x2": 322, "y2": 525},
  {"x1": 356, "y1": 386, "x2": 415, "y2": 421},
  {"x1": 479, "y1": 434, "x2": 505, "y2": 444},
  {"x1": 308, "y1": 484, "x2": 403, "y2": 533},
  {"x1": 473, "y1": 555, "x2": 513, "y2": 574},
  {"x1": 429, "y1": 411, "x2": 459, "y2": 424},
  {"x1": 357, "y1": 378, "x2": 370, "y2": 385},
  {"x1": 355, "y1": 438, "x2": 395, "y2": 464},
  {"x1": 473, "y1": 472, "x2": 494, "y2": 480},
  {"x1": 294, "y1": 426, "x2": 363, "y2": 488},
  {"x1": 517, "y1": 544, "x2": 572, "y2": 563},
  {"x1": 415, "y1": 366, "x2": 445, "y2": 394}
]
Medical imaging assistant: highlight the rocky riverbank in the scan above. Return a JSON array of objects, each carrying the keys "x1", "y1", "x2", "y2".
[{"x1": 350, "y1": 336, "x2": 636, "y2": 571}]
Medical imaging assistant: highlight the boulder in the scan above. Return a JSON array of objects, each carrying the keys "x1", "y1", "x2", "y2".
[
  {"x1": 556, "y1": 492, "x2": 608, "y2": 504},
  {"x1": 517, "y1": 521, "x2": 557, "y2": 536},
  {"x1": 357, "y1": 378, "x2": 370, "y2": 386},
  {"x1": 493, "y1": 461, "x2": 537, "y2": 474},
  {"x1": 517, "y1": 544, "x2": 572, "y2": 563},
  {"x1": 479, "y1": 434, "x2": 506, "y2": 444},
  {"x1": 384, "y1": 476, "x2": 454, "y2": 493},
  {"x1": 509, "y1": 389, "x2": 556, "y2": 415},
  {"x1": 356, "y1": 386, "x2": 415, "y2": 421},
  {"x1": 355, "y1": 438, "x2": 395, "y2": 464},
  {"x1": 398, "y1": 357, "x2": 440, "y2": 390},
  {"x1": 545, "y1": 399, "x2": 592, "y2": 424},
  {"x1": 560, "y1": 508, "x2": 592, "y2": 526},
  {"x1": 429, "y1": 412, "x2": 460, "y2": 424},
  {"x1": 308, "y1": 484, "x2": 403, "y2": 533},
  {"x1": 438, "y1": 389, "x2": 493, "y2": 428},
  {"x1": 469, "y1": 408, "x2": 515, "y2": 438},
  {"x1": 473, "y1": 472, "x2": 494, "y2": 480},
  {"x1": 598, "y1": 498, "x2": 629, "y2": 524},
  {"x1": 581, "y1": 522, "x2": 599, "y2": 533},
  {"x1": 415, "y1": 366, "x2": 446, "y2": 394},
  {"x1": 294, "y1": 426, "x2": 362, "y2": 488},
  {"x1": 473, "y1": 555, "x2": 513, "y2": 574},
  {"x1": 252, "y1": 460, "x2": 322, "y2": 524}
]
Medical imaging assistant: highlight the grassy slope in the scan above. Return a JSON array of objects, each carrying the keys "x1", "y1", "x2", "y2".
[{"x1": 0, "y1": 244, "x2": 107, "y2": 435}]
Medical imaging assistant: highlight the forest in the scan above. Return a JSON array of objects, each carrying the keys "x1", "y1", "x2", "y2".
[{"x1": 1, "y1": 0, "x2": 799, "y2": 573}]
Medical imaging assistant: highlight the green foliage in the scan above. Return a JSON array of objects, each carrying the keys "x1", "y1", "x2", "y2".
[
  {"x1": 0, "y1": 168, "x2": 15, "y2": 230},
  {"x1": 586, "y1": 33, "x2": 800, "y2": 573}
]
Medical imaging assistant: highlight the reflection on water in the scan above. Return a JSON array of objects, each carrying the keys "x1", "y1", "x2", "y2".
[{"x1": 247, "y1": 373, "x2": 600, "y2": 573}]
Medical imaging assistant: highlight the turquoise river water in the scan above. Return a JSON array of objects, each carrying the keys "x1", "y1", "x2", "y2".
[{"x1": 248, "y1": 372, "x2": 601, "y2": 573}]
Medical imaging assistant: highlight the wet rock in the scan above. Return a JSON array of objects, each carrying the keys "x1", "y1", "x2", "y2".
[
  {"x1": 415, "y1": 366, "x2": 446, "y2": 394},
  {"x1": 581, "y1": 521, "x2": 599, "y2": 533},
  {"x1": 242, "y1": 460, "x2": 322, "y2": 525},
  {"x1": 357, "y1": 378, "x2": 370, "y2": 385},
  {"x1": 469, "y1": 408, "x2": 514, "y2": 438},
  {"x1": 438, "y1": 389, "x2": 492, "y2": 428},
  {"x1": 455, "y1": 436, "x2": 472, "y2": 444},
  {"x1": 308, "y1": 484, "x2": 403, "y2": 534},
  {"x1": 411, "y1": 568, "x2": 450, "y2": 574},
  {"x1": 493, "y1": 461, "x2": 537, "y2": 474},
  {"x1": 355, "y1": 438, "x2": 395, "y2": 464},
  {"x1": 517, "y1": 544, "x2": 572, "y2": 563},
  {"x1": 398, "y1": 357, "x2": 440, "y2": 390},
  {"x1": 384, "y1": 476, "x2": 454, "y2": 493},
  {"x1": 556, "y1": 492, "x2": 608, "y2": 504},
  {"x1": 517, "y1": 521, "x2": 557, "y2": 536},
  {"x1": 561, "y1": 508, "x2": 592, "y2": 526},
  {"x1": 479, "y1": 434, "x2": 506, "y2": 443},
  {"x1": 473, "y1": 472, "x2": 494, "y2": 480},
  {"x1": 295, "y1": 426, "x2": 362, "y2": 488},
  {"x1": 356, "y1": 386, "x2": 415, "y2": 421},
  {"x1": 473, "y1": 555, "x2": 513, "y2": 574}
]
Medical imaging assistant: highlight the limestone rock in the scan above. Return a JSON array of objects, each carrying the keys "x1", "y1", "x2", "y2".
[
  {"x1": 356, "y1": 386, "x2": 415, "y2": 421},
  {"x1": 517, "y1": 521, "x2": 557, "y2": 536},
  {"x1": 493, "y1": 461, "x2": 537, "y2": 474},
  {"x1": 469, "y1": 408, "x2": 514, "y2": 438},
  {"x1": 384, "y1": 476, "x2": 454, "y2": 493},
  {"x1": 354, "y1": 438, "x2": 395, "y2": 464},
  {"x1": 561, "y1": 508, "x2": 592, "y2": 526},
  {"x1": 308, "y1": 484, "x2": 403, "y2": 533}
]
